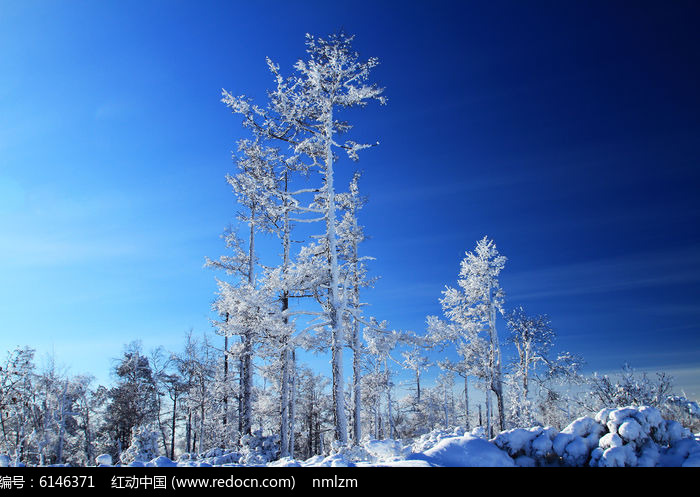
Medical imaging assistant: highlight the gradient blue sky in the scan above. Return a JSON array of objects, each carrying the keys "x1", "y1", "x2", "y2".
[{"x1": 1, "y1": 1, "x2": 699, "y2": 398}]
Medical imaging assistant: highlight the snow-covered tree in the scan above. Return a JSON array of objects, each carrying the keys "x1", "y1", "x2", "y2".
[
  {"x1": 428, "y1": 236, "x2": 507, "y2": 436},
  {"x1": 103, "y1": 342, "x2": 159, "y2": 461},
  {"x1": 222, "y1": 32, "x2": 385, "y2": 445},
  {"x1": 504, "y1": 306, "x2": 586, "y2": 427},
  {"x1": 336, "y1": 171, "x2": 376, "y2": 445},
  {"x1": 120, "y1": 424, "x2": 160, "y2": 465},
  {"x1": 365, "y1": 324, "x2": 401, "y2": 440},
  {"x1": 206, "y1": 139, "x2": 283, "y2": 439},
  {"x1": 0, "y1": 347, "x2": 35, "y2": 463},
  {"x1": 589, "y1": 363, "x2": 674, "y2": 411},
  {"x1": 172, "y1": 331, "x2": 217, "y2": 454},
  {"x1": 506, "y1": 307, "x2": 554, "y2": 401},
  {"x1": 401, "y1": 343, "x2": 431, "y2": 408},
  {"x1": 295, "y1": 366, "x2": 332, "y2": 458}
]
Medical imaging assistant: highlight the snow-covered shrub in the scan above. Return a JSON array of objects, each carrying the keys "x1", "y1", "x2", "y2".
[
  {"x1": 553, "y1": 415, "x2": 606, "y2": 466},
  {"x1": 319, "y1": 439, "x2": 410, "y2": 466},
  {"x1": 307, "y1": 452, "x2": 356, "y2": 467},
  {"x1": 492, "y1": 426, "x2": 558, "y2": 466},
  {"x1": 147, "y1": 455, "x2": 178, "y2": 467},
  {"x1": 120, "y1": 424, "x2": 160, "y2": 465},
  {"x1": 490, "y1": 406, "x2": 698, "y2": 467},
  {"x1": 410, "y1": 426, "x2": 468, "y2": 453},
  {"x1": 95, "y1": 454, "x2": 112, "y2": 466},
  {"x1": 363, "y1": 439, "x2": 409, "y2": 462},
  {"x1": 268, "y1": 457, "x2": 302, "y2": 467},
  {"x1": 203, "y1": 447, "x2": 242, "y2": 466},
  {"x1": 589, "y1": 406, "x2": 692, "y2": 467},
  {"x1": 658, "y1": 438, "x2": 700, "y2": 467},
  {"x1": 327, "y1": 442, "x2": 372, "y2": 464},
  {"x1": 663, "y1": 396, "x2": 700, "y2": 433},
  {"x1": 238, "y1": 430, "x2": 279, "y2": 465},
  {"x1": 173, "y1": 447, "x2": 242, "y2": 467}
]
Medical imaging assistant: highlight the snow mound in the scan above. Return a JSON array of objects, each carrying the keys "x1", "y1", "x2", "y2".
[
  {"x1": 304, "y1": 453, "x2": 356, "y2": 467},
  {"x1": 83, "y1": 405, "x2": 699, "y2": 468},
  {"x1": 410, "y1": 426, "x2": 473, "y2": 453},
  {"x1": 268, "y1": 457, "x2": 302, "y2": 467},
  {"x1": 146, "y1": 456, "x2": 178, "y2": 467},
  {"x1": 408, "y1": 435, "x2": 515, "y2": 467}
]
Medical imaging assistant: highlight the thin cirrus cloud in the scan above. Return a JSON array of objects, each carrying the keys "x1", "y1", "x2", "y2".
[{"x1": 505, "y1": 244, "x2": 700, "y2": 302}]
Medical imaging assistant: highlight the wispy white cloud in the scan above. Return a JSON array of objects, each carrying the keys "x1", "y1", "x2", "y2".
[{"x1": 506, "y1": 245, "x2": 700, "y2": 301}]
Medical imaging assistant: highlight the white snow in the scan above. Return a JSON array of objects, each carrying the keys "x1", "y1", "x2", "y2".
[
  {"x1": 95, "y1": 454, "x2": 112, "y2": 466},
  {"x1": 408, "y1": 435, "x2": 515, "y2": 467},
  {"x1": 2, "y1": 405, "x2": 698, "y2": 468}
]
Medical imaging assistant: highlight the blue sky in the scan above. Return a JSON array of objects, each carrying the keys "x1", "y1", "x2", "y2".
[{"x1": 1, "y1": 1, "x2": 699, "y2": 398}]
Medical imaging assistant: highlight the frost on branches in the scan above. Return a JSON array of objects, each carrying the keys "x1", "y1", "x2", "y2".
[
  {"x1": 218, "y1": 32, "x2": 386, "y2": 447},
  {"x1": 428, "y1": 236, "x2": 507, "y2": 437}
]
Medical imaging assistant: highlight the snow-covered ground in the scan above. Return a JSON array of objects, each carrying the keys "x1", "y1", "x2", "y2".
[{"x1": 77, "y1": 406, "x2": 700, "y2": 468}]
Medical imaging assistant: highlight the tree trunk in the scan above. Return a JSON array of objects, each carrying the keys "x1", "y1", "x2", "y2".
[
  {"x1": 289, "y1": 349, "x2": 296, "y2": 458},
  {"x1": 352, "y1": 307, "x2": 362, "y2": 445},
  {"x1": 463, "y1": 374, "x2": 470, "y2": 430},
  {"x1": 223, "y1": 330, "x2": 228, "y2": 427},
  {"x1": 280, "y1": 346, "x2": 290, "y2": 457},
  {"x1": 323, "y1": 106, "x2": 347, "y2": 446},
  {"x1": 170, "y1": 393, "x2": 177, "y2": 460}
]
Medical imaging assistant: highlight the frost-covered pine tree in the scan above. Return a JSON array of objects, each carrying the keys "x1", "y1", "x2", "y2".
[
  {"x1": 505, "y1": 306, "x2": 554, "y2": 425},
  {"x1": 222, "y1": 32, "x2": 385, "y2": 445},
  {"x1": 336, "y1": 171, "x2": 376, "y2": 445},
  {"x1": 206, "y1": 139, "x2": 282, "y2": 438},
  {"x1": 401, "y1": 343, "x2": 430, "y2": 407},
  {"x1": 105, "y1": 342, "x2": 159, "y2": 460},
  {"x1": 429, "y1": 236, "x2": 507, "y2": 436},
  {"x1": 504, "y1": 306, "x2": 585, "y2": 427},
  {"x1": 365, "y1": 324, "x2": 400, "y2": 440}
]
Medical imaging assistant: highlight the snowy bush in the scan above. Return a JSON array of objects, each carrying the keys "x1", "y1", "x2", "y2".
[
  {"x1": 119, "y1": 424, "x2": 160, "y2": 465},
  {"x1": 95, "y1": 454, "x2": 112, "y2": 466},
  {"x1": 664, "y1": 396, "x2": 700, "y2": 433},
  {"x1": 589, "y1": 406, "x2": 691, "y2": 467},
  {"x1": 492, "y1": 426, "x2": 558, "y2": 466},
  {"x1": 363, "y1": 439, "x2": 409, "y2": 462},
  {"x1": 327, "y1": 442, "x2": 372, "y2": 464},
  {"x1": 238, "y1": 430, "x2": 279, "y2": 465},
  {"x1": 317, "y1": 439, "x2": 410, "y2": 466},
  {"x1": 410, "y1": 426, "x2": 469, "y2": 453},
  {"x1": 491, "y1": 406, "x2": 699, "y2": 467},
  {"x1": 146, "y1": 455, "x2": 178, "y2": 467},
  {"x1": 553, "y1": 415, "x2": 606, "y2": 466}
]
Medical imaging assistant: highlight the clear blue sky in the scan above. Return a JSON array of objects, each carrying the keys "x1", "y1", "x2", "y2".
[{"x1": 1, "y1": 1, "x2": 699, "y2": 398}]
